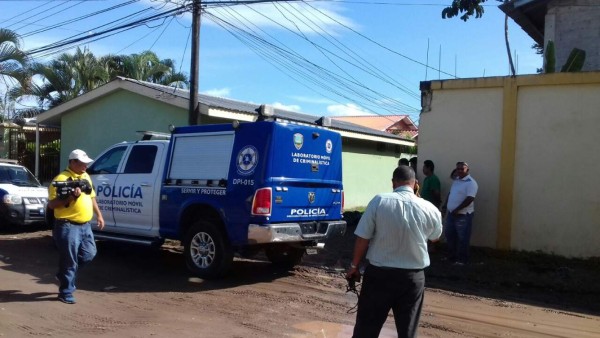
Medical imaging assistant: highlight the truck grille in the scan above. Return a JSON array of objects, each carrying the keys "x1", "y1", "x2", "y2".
[{"x1": 24, "y1": 197, "x2": 47, "y2": 205}]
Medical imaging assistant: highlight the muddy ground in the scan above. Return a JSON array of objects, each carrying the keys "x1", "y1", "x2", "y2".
[{"x1": 1, "y1": 217, "x2": 599, "y2": 337}]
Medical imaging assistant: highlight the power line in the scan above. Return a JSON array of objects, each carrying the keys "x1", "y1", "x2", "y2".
[
  {"x1": 20, "y1": 0, "x2": 141, "y2": 38},
  {"x1": 230, "y1": 3, "x2": 419, "y2": 112},
  {"x1": 14, "y1": 0, "x2": 434, "y2": 121},
  {"x1": 205, "y1": 8, "x2": 419, "y2": 116}
]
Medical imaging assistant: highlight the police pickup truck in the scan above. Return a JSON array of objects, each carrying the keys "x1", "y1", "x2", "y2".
[{"x1": 87, "y1": 120, "x2": 346, "y2": 278}]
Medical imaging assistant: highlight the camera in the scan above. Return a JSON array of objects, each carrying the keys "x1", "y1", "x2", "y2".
[{"x1": 52, "y1": 178, "x2": 93, "y2": 199}]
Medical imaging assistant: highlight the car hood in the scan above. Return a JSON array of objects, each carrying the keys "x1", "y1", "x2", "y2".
[{"x1": 0, "y1": 184, "x2": 48, "y2": 198}]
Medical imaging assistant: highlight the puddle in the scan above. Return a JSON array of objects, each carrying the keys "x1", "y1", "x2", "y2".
[{"x1": 292, "y1": 321, "x2": 397, "y2": 337}]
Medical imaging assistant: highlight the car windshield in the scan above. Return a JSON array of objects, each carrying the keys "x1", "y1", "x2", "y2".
[{"x1": 0, "y1": 165, "x2": 43, "y2": 187}]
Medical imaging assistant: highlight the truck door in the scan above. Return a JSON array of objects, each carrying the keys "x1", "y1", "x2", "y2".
[
  {"x1": 88, "y1": 145, "x2": 129, "y2": 228},
  {"x1": 112, "y1": 143, "x2": 163, "y2": 232}
]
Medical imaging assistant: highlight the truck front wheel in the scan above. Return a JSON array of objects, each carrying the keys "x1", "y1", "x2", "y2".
[{"x1": 184, "y1": 220, "x2": 233, "y2": 279}]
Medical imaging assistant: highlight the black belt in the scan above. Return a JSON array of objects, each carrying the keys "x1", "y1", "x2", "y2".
[
  {"x1": 55, "y1": 219, "x2": 88, "y2": 226},
  {"x1": 371, "y1": 265, "x2": 423, "y2": 273}
]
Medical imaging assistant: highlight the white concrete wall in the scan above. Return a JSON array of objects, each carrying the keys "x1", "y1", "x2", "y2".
[
  {"x1": 418, "y1": 86, "x2": 503, "y2": 248},
  {"x1": 512, "y1": 83, "x2": 600, "y2": 256},
  {"x1": 419, "y1": 73, "x2": 600, "y2": 258}
]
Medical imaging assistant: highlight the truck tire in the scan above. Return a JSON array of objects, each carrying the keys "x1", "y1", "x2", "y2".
[
  {"x1": 265, "y1": 244, "x2": 305, "y2": 268},
  {"x1": 184, "y1": 220, "x2": 233, "y2": 279}
]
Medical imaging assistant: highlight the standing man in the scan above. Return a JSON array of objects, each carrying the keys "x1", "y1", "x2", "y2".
[
  {"x1": 48, "y1": 149, "x2": 104, "y2": 304},
  {"x1": 441, "y1": 161, "x2": 478, "y2": 265},
  {"x1": 346, "y1": 166, "x2": 442, "y2": 338},
  {"x1": 421, "y1": 160, "x2": 441, "y2": 208}
]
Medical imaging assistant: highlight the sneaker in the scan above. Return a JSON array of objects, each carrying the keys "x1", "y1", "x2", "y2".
[{"x1": 58, "y1": 294, "x2": 76, "y2": 304}]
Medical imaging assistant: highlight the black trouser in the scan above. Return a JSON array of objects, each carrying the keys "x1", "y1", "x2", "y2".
[{"x1": 353, "y1": 265, "x2": 425, "y2": 338}]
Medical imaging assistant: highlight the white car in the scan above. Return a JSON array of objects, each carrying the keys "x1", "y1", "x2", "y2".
[{"x1": 0, "y1": 159, "x2": 48, "y2": 227}]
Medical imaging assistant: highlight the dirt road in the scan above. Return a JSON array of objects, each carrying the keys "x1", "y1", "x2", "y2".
[{"x1": 1, "y1": 228, "x2": 599, "y2": 337}]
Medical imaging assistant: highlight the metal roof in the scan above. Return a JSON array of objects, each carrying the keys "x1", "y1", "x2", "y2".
[
  {"x1": 34, "y1": 77, "x2": 415, "y2": 145},
  {"x1": 499, "y1": 0, "x2": 552, "y2": 45}
]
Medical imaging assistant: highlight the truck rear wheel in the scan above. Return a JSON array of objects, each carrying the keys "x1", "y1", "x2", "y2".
[
  {"x1": 184, "y1": 220, "x2": 233, "y2": 279},
  {"x1": 265, "y1": 244, "x2": 305, "y2": 268}
]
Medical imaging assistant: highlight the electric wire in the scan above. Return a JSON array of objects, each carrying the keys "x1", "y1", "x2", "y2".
[
  {"x1": 26, "y1": 5, "x2": 187, "y2": 59},
  {"x1": 11, "y1": 0, "x2": 438, "y2": 120},
  {"x1": 272, "y1": 2, "x2": 419, "y2": 113},
  {"x1": 11, "y1": 1, "x2": 85, "y2": 33},
  {"x1": 298, "y1": 1, "x2": 420, "y2": 99},
  {"x1": 1, "y1": 0, "x2": 54, "y2": 26},
  {"x1": 20, "y1": 0, "x2": 141, "y2": 38},
  {"x1": 303, "y1": 0, "x2": 457, "y2": 78},
  {"x1": 218, "y1": 4, "x2": 414, "y2": 116},
  {"x1": 212, "y1": 5, "x2": 419, "y2": 115},
  {"x1": 205, "y1": 9, "x2": 418, "y2": 116}
]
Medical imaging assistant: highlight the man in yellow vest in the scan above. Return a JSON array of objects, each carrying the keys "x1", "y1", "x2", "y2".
[{"x1": 48, "y1": 149, "x2": 105, "y2": 304}]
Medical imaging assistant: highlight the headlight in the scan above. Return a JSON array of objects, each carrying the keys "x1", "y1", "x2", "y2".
[{"x1": 2, "y1": 194, "x2": 23, "y2": 205}]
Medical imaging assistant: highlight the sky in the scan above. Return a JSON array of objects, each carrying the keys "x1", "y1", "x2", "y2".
[{"x1": 0, "y1": 0, "x2": 542, "y2": 124}]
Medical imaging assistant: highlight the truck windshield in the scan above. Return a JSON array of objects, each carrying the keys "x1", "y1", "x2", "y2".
[{"x1": 0, "y1": 166, "x2": 43, "y2": 187}]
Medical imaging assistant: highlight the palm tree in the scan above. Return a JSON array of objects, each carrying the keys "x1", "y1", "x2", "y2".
[
  {"x1": 0, "y1": 28, "x2": 30, "y2": 120},
  {"x1": 16, "y1": 47, "x2": 107, "y2": 115},
  {"x1": 101, "y1": 51, "x2": 188, "y2": 88},
  {"x1": 154, "y1": 58, "x2": 188, "y2": 89},
  {"x1": 0, "y1": 28, "x2": 29, "y2": 87},
  {"x1": 16, "y1": 48, "x2": 188, "y2": 118}
]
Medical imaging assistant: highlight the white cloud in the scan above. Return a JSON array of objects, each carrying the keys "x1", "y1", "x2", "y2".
[
  {"x1": 202, "y1": 88, "x2": 231, "y2": 97},
  {"x1": 326, "y1": 103, "x2": 373, "y2": 116},
  {"x1": 271, "y1": 101, "x2": 301, "y2": 112},
  {"x1": 290, "y1": 95, "x2": 336, "y2": 105},
  {"x1": 200, "y1": 2, "x2": 356, "y2": 35}
]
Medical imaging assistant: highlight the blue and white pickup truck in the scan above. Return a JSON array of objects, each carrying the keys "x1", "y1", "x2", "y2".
[{"x1": 87, "y1": 120, "x2": 346, "y2": 278}]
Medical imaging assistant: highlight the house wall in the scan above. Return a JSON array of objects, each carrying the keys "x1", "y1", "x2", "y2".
[
  {"x1": 59, "y1": 90, "x2": 224, "y2": 165},
  {"x1": 418, "y1": 83, "x2": 503, "y2": 248},
  {"x1": 341, "y1": 138, "x2": 401, "y2": 210},
  {"x1": 545, "y1": 0, "x2": 600, "y2": 71},
  {"x1": 58, "y1": 89, "x2": 401, "y2": 209},
  {"x1": 513, "y1": 83, "x2": 600, "y2": 257},
  {"x1": 419, "y1": 72, "x2": 600, "y2": 258}
]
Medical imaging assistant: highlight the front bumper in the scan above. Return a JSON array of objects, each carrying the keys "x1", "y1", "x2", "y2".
[
  {"x1": 1, "y1": 203, "x2": 46, "y2": 225},
  {"x1": 247, "y1": 220, "x2": 346, "y2": 244}
]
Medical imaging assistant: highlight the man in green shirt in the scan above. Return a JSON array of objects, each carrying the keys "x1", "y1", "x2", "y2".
[{"x1": 421, "y1": 160, "x2": 441, "y2": 208}]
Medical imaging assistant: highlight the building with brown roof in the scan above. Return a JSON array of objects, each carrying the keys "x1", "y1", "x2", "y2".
[{"x1": 330, "y1": 115, "x2": 418, "y2": 140}]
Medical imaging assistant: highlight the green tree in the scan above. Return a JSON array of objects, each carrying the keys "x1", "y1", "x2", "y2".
[
  {"x1": 0, "y1": 28, "x2": 30, "y2": 121},
  {"x1": 101, "y1": 50, "x2": 188, "y2": 88},
  {"x1": 442, "y1": 0, "x2": 491, "y2": 21},
  {"x1": 15, "y1": 48, "x2": 188, "y2": 118},
  {"x1": 442, "y1": 1, "x2": 516, "y2": 76},
  {"x1": 20, "y1": 47, "x2": 107, "y2": 114}
]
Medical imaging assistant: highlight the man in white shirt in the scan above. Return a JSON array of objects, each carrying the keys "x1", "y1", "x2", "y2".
[
  {"x1": 442, "y1": 161, "x2": 478, "y2": 265},
  {"x1": 346, "y1": 165, "x2": 442, "y2": 338}
]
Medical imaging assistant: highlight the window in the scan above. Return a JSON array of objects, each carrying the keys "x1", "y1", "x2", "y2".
[
  {"x1": 168, "y1": 133, "x2": 234, "y2": 180},
  {"x1": 124, "y1": 145, "x2": 157, "y2": 174},
  {"x1": 88, "y1": 146, "x2": 127, "y2": 175}
]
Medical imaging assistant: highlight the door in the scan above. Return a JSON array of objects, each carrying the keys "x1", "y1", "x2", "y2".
[
  {"x1": 88, "y1": 145, "x2": 128, "y2": 228},
  {"x1": 112, "y1": 144, "x2": 163, "y2": 232}
]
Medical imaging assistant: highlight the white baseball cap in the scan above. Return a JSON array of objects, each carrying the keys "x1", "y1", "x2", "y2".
[{"x1": 68, "y1": 149, "x2": 93, "y2": 164}]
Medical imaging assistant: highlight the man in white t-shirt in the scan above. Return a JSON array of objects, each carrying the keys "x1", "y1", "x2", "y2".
[{"x1": 442, "y1": 161, "x2": 478, "y2": 265}]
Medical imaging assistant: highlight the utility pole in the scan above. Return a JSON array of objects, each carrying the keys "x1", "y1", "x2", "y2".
[{"x1": 188, "y1": 0, "x2": 201, "y2": 125}]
